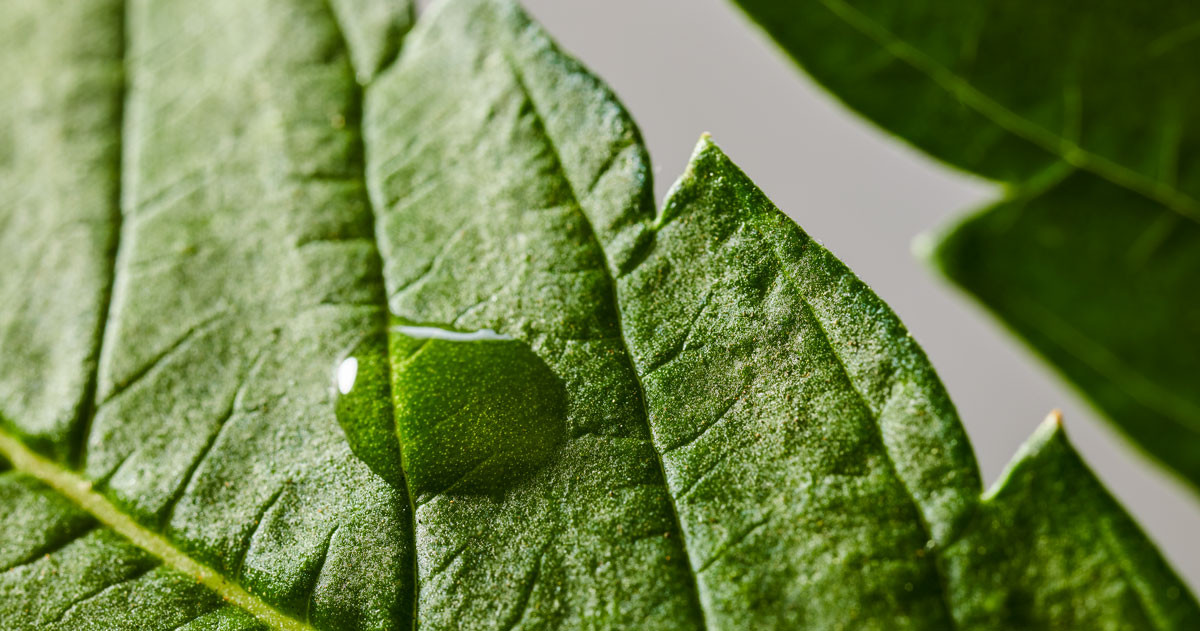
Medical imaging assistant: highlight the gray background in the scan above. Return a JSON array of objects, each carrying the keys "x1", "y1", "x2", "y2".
[{"x1": 418, "y1": 0, "x2": 1200, "y2": 589}]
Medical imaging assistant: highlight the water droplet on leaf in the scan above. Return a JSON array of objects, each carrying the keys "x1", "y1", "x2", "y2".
[
  {"x1": 335, "y1": 321, "x2": 566, "y2": 502},
  {"x1": 391, "y1": 321, "x2": 566, "y2": 502}
]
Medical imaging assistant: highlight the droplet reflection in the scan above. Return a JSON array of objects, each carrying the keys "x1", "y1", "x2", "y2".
[{"x1": 337, "y1": 356, "x2": 358, "y2": 395}]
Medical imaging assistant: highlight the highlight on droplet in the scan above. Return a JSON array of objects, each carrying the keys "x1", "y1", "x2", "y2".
[
  {"x1": 337, "y1": 356, "x2": 358, "y2": 395},
  {"x1": 392, "y1": 324, "x2": 512, "y2": 342}
]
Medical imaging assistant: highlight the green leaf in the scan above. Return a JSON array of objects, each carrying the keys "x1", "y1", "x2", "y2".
[
  {"x1": 1, "y1": 0, "x2": 415, "y2": 627},
  {"x1": 0, "y1": 0, "x2": 1196, "y2": 629},
  {"x1": 0, "y1": 438, "x2": 274, "y2": 630},
  {"x1": 730, "y1": 0, "x2": 1200, "y2": 488}
]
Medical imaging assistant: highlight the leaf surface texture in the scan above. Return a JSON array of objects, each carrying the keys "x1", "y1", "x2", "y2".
[{"x1": 0, "y1": 0, "x2": 1196, "y2": 629}]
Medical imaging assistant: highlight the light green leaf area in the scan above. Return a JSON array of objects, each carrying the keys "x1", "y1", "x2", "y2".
[
  {"x1": 0, "y1": 0, "x2": 1196, "y2": 630},
  {"x1": 731, "y1": 0, "x2": 1200, "y2": 488}
]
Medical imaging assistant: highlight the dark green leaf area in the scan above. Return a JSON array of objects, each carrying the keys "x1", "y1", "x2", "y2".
[
  {"x1": 934, "y1": 170, "x2": 1200, "y2": 486},
  {"x1": 389, "y1": 328, "x2": 566, "y2": 503},
  {"x1": 733, "y1": 0, "x2": 1200, "y2": 202}
]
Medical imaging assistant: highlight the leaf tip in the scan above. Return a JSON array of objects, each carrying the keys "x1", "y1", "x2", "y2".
[
  {"x1": 1028, "y1": 408, "x2": 1069, "y2": 450},
  {"x1": 983, "y1": 409, "x2": 1075, "y2": 501},
  {"x1": 691, "y1": 132, "x2": 719, "y2": 160}
]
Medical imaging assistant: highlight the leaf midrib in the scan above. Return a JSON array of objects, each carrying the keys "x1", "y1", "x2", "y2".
[
  {"x1": 0, "y1": 428, "x2": 313, "y2": 631},
  {"x1": 0, "y1": 1, "x2": 403, "y2": 629},
  {"x1": 0, "y1": 0, "x2": 302, "y2": 624},
  {"x1": 320, "y1": 2, "x2": 422, "y2": 630},
  {"x1": 812, "y1": 0, "x2": 1200, "y2": 225}
]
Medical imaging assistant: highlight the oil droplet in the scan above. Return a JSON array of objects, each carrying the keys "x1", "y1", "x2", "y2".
[
  {"x1": 335, "y1": 333, "x2": 404, "y2": 489},
  {"x1": 390, "y1": 321, "x2": 565, "y2": 502}
]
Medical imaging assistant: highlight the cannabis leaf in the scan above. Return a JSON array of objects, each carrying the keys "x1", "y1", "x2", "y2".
[
  {"x1": 0, "y1": 0, "x2": 1196, "y2": 629},
  {"x1": 731, "y1": 0, "x2": 1200, "y2": 490}
]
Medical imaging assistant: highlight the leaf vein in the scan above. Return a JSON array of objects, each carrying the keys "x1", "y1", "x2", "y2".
[
  {"x1": 98, "y1": 311, "x2": 226, "y2": 407},
  {"x1": 322, "y1": 3, "x2": 421, "y2": 629},
  {"x1": 49, "y1": 563, "x2": 158, "y2": 625},
  {"x1": 760, "y1": 228, "x2": 961, "y2": 628},
  {"x1": 501, "y1": 49, "x2": 711, "y2": 629},
  {"x1": 0, "y1": 523, "x2": 98, "y2": 574}
]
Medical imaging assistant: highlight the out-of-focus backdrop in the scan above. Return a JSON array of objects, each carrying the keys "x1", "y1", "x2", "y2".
[{"x1": 416, "y1": 0, "x2": 1200, "y2": 589}]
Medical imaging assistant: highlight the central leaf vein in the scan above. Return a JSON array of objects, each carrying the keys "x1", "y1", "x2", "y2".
[{"x1": 322, "y1": 2, "x2": 421, "y2": 630}]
